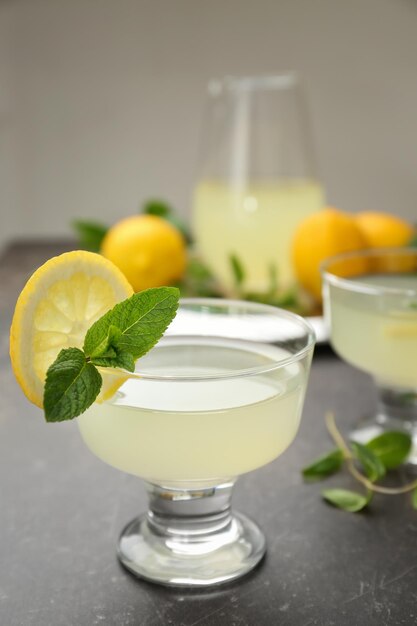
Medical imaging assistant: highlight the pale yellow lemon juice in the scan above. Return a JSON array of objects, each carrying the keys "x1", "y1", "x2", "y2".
[
  {"x1": 327, "y1": 273, "x2": 417, "y2": 388},
  {"x1": 193, "y1": 179, "x2": 324, "y2": 293},
  {"x1": 78, "y1": 339, "x2": 307, "y2": 483}
]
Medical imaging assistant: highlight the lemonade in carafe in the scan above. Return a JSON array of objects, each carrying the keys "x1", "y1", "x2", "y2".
[{"x1": 193, "y1": 75, "x2": 324, "y2": 296}]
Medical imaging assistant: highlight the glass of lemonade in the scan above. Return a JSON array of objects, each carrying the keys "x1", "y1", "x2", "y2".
[
  {"x1": 193, "y1": 74, "x2": 324, "y2": 296},
  {"x1": 78, "y1": 299, "x2": 315, "y2": 586},
  {"x1": 322, "y1": 248, "x2": 417, "y2": 462}
]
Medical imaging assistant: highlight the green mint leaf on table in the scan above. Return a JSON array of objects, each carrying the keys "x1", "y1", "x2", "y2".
[
  {"x1": 44, "y1": 348, "x2": 102, "y2": 422},
  {"x1": 229, "y1": 254, "x2": 245, "y2": 288},
  {"x1": 302, "y1": 449, "x2": 344, "y2": 481},
  {"x1": 72, "y1": 220, "x2": 108, "y2": 252},
  {"x1": 322, "y1": 488, "x2": 372, "y2": 513},
  {"x1": 366, "y1": 431, "x2": 412, "y2": 469},
  {"x1": 84, "y1": 287, "x2": 179, "y2": 361},
  {"x1": 303, "y1": 414, "x2": 417, "y2": 514},
  {"x1": 351, "y1": 441, "x2": 386, "y2": 482}
]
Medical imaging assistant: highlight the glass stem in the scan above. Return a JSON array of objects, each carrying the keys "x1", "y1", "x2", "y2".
[
  {"x1": 144, "y1": 480, "x2": 236, "y2": 543},
  {"x1": 375, "y1": 381, "x2": 417, "y2": 428}
]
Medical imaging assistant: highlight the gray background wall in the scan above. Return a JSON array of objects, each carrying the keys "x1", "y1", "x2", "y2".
[{"x1": 1, "y1": 0, "x2": 417, "y2": 251}]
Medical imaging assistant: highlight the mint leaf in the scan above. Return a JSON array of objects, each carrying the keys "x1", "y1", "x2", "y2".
[
  {"x1": 177, "y1": 256, "x2": 221, "y2": 297},
  {"x1": 186, "y1": 257, "x2": 215, "y2": 282},
  {"x1": 322, "y1": 488, "x2": 371, "y2": 513},
  {"x1": 412, "y1": 487, "x2": 417, "y2": 510},
  {"x1": 92, "y1": 349, "x2": 135, "y2": 372},
  {"x1": 84, "y1": 287, "x2": 179, "y2": 361},
  {"x1": 143, "y1": 199, "x2": 172, "y2": 218},
  {"x1": 268, "y1": 263, "x2": 278, "y2": 294},
  {"x1": 88, "y1": 324, "x2": 122, "y2": 359},
  {"x1": 72, "y1": 220, "x2": 108, "y2": 252},
  {"x1": 229, "y1": 254, "x2": 245, "y2": 288},
  {"x1": 302, "y1": 449, "x2": 344, "y2": 481},
  {"x1": 143, "y1": 199, "x2": 192, "y2": 243},
  {"x1": 351, "y1": 441, "x2": 386, "y2": 482},
  {"x1": 44, "y1": 348, "x2": 102, "y2": 422},
  {"x1": 366, "y1": 431, "x2": 412, "y2": 469}
]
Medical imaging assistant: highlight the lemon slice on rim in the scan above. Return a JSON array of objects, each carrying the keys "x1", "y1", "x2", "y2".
[{"x1": 10, "y1": 250, "x2": 134, "y2": 408}]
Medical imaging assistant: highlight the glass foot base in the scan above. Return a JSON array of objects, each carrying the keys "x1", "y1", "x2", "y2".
[{"x1": 118, "y1": 510, "x2": 266, "y2": 587}]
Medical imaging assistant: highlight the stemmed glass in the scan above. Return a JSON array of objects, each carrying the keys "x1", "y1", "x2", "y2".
[
  {"x1": 322, "y1": 248, "x2": 417, "y2": 463},
  {"x1": 77, "y1": 299, "x2": 315, "y2": 586},
  {"x1": 192, "y1": 74, "x2": 324, "y2": 297}
]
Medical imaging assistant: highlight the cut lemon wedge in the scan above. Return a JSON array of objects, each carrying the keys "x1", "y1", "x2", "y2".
[
  {"x1": 383, "y1": 321, "x2": 417, "y2": 338},
  {"x1": 10, "y1": 250, "x2": 134, "y2": 408}
]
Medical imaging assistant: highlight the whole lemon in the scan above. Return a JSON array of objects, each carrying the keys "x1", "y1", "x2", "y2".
[
  {"x1": 354, "y1": 211, "x2": 414, "y2": 248},
  {"x1": 292, "y1": 208, "x2": 368, "y2": 302},
  {"x1": 101, "y1": 214, "x2": 187, "y2": 292},
  {"x1": 354, "y1": 211, "x2": 416, "y2": 274}
]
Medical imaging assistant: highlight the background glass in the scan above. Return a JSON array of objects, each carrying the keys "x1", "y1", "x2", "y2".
[
  {"x1": 193, "y1": 74, "x2": 325, "y2": 297},
  {"x1": 78, "y1": 299, "x2": 315, "y2": 586},
  {"x1": 323, "y1": 248, "x2": 417, "y2": 464}
]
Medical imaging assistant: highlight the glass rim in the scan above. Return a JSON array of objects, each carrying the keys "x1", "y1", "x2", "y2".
[
  {"x1": 98, "y1": 297, "x2": 316, "y2": 383},
  {"x1": 321, "y1": 247, "x2": 417, "y2": 296},
  {"x1": 208, "y1": 72, "x2": 299, "y2": 95}
]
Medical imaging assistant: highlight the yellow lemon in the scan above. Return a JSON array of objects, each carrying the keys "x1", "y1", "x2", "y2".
[
  {"x1": 354, "y1": 211, "x2": 415, "y2": 248},
  {"x1": 355, "y1": 211, "x2": 414, "y2": 248},
  {"x1": 354, "y1": 212, "x2": 416, "y2": 274},
  {"x1": 10, "y1": 250, "x2": 133, "y2": 408},
  {"x1": 101, "y1": 215, "x2": 187, "y2": 292},
  {"x1": 292, "y1": 208, "x2": 368, "y2": 302}
]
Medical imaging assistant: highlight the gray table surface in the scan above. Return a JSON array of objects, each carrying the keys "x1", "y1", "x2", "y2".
[{"x1": 1, "y1": 242, "x2": 416, "y2": 626}]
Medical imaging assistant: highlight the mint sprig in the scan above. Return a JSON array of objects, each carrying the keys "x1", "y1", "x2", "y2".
[
  {"x1": 227, "y1": 253, "x2": 310, "y2": 315},
  {"x1": 43, "y1": 287, "x2": 179, "y2": 422},
  {"x1": 302, "y1": 413, "x2": 417, "y2": 513}
]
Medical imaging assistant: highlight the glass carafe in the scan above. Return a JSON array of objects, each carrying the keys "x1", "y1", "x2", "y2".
[{"x1": 193, "y1": 74, "x2": 325, "y2": 297}]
